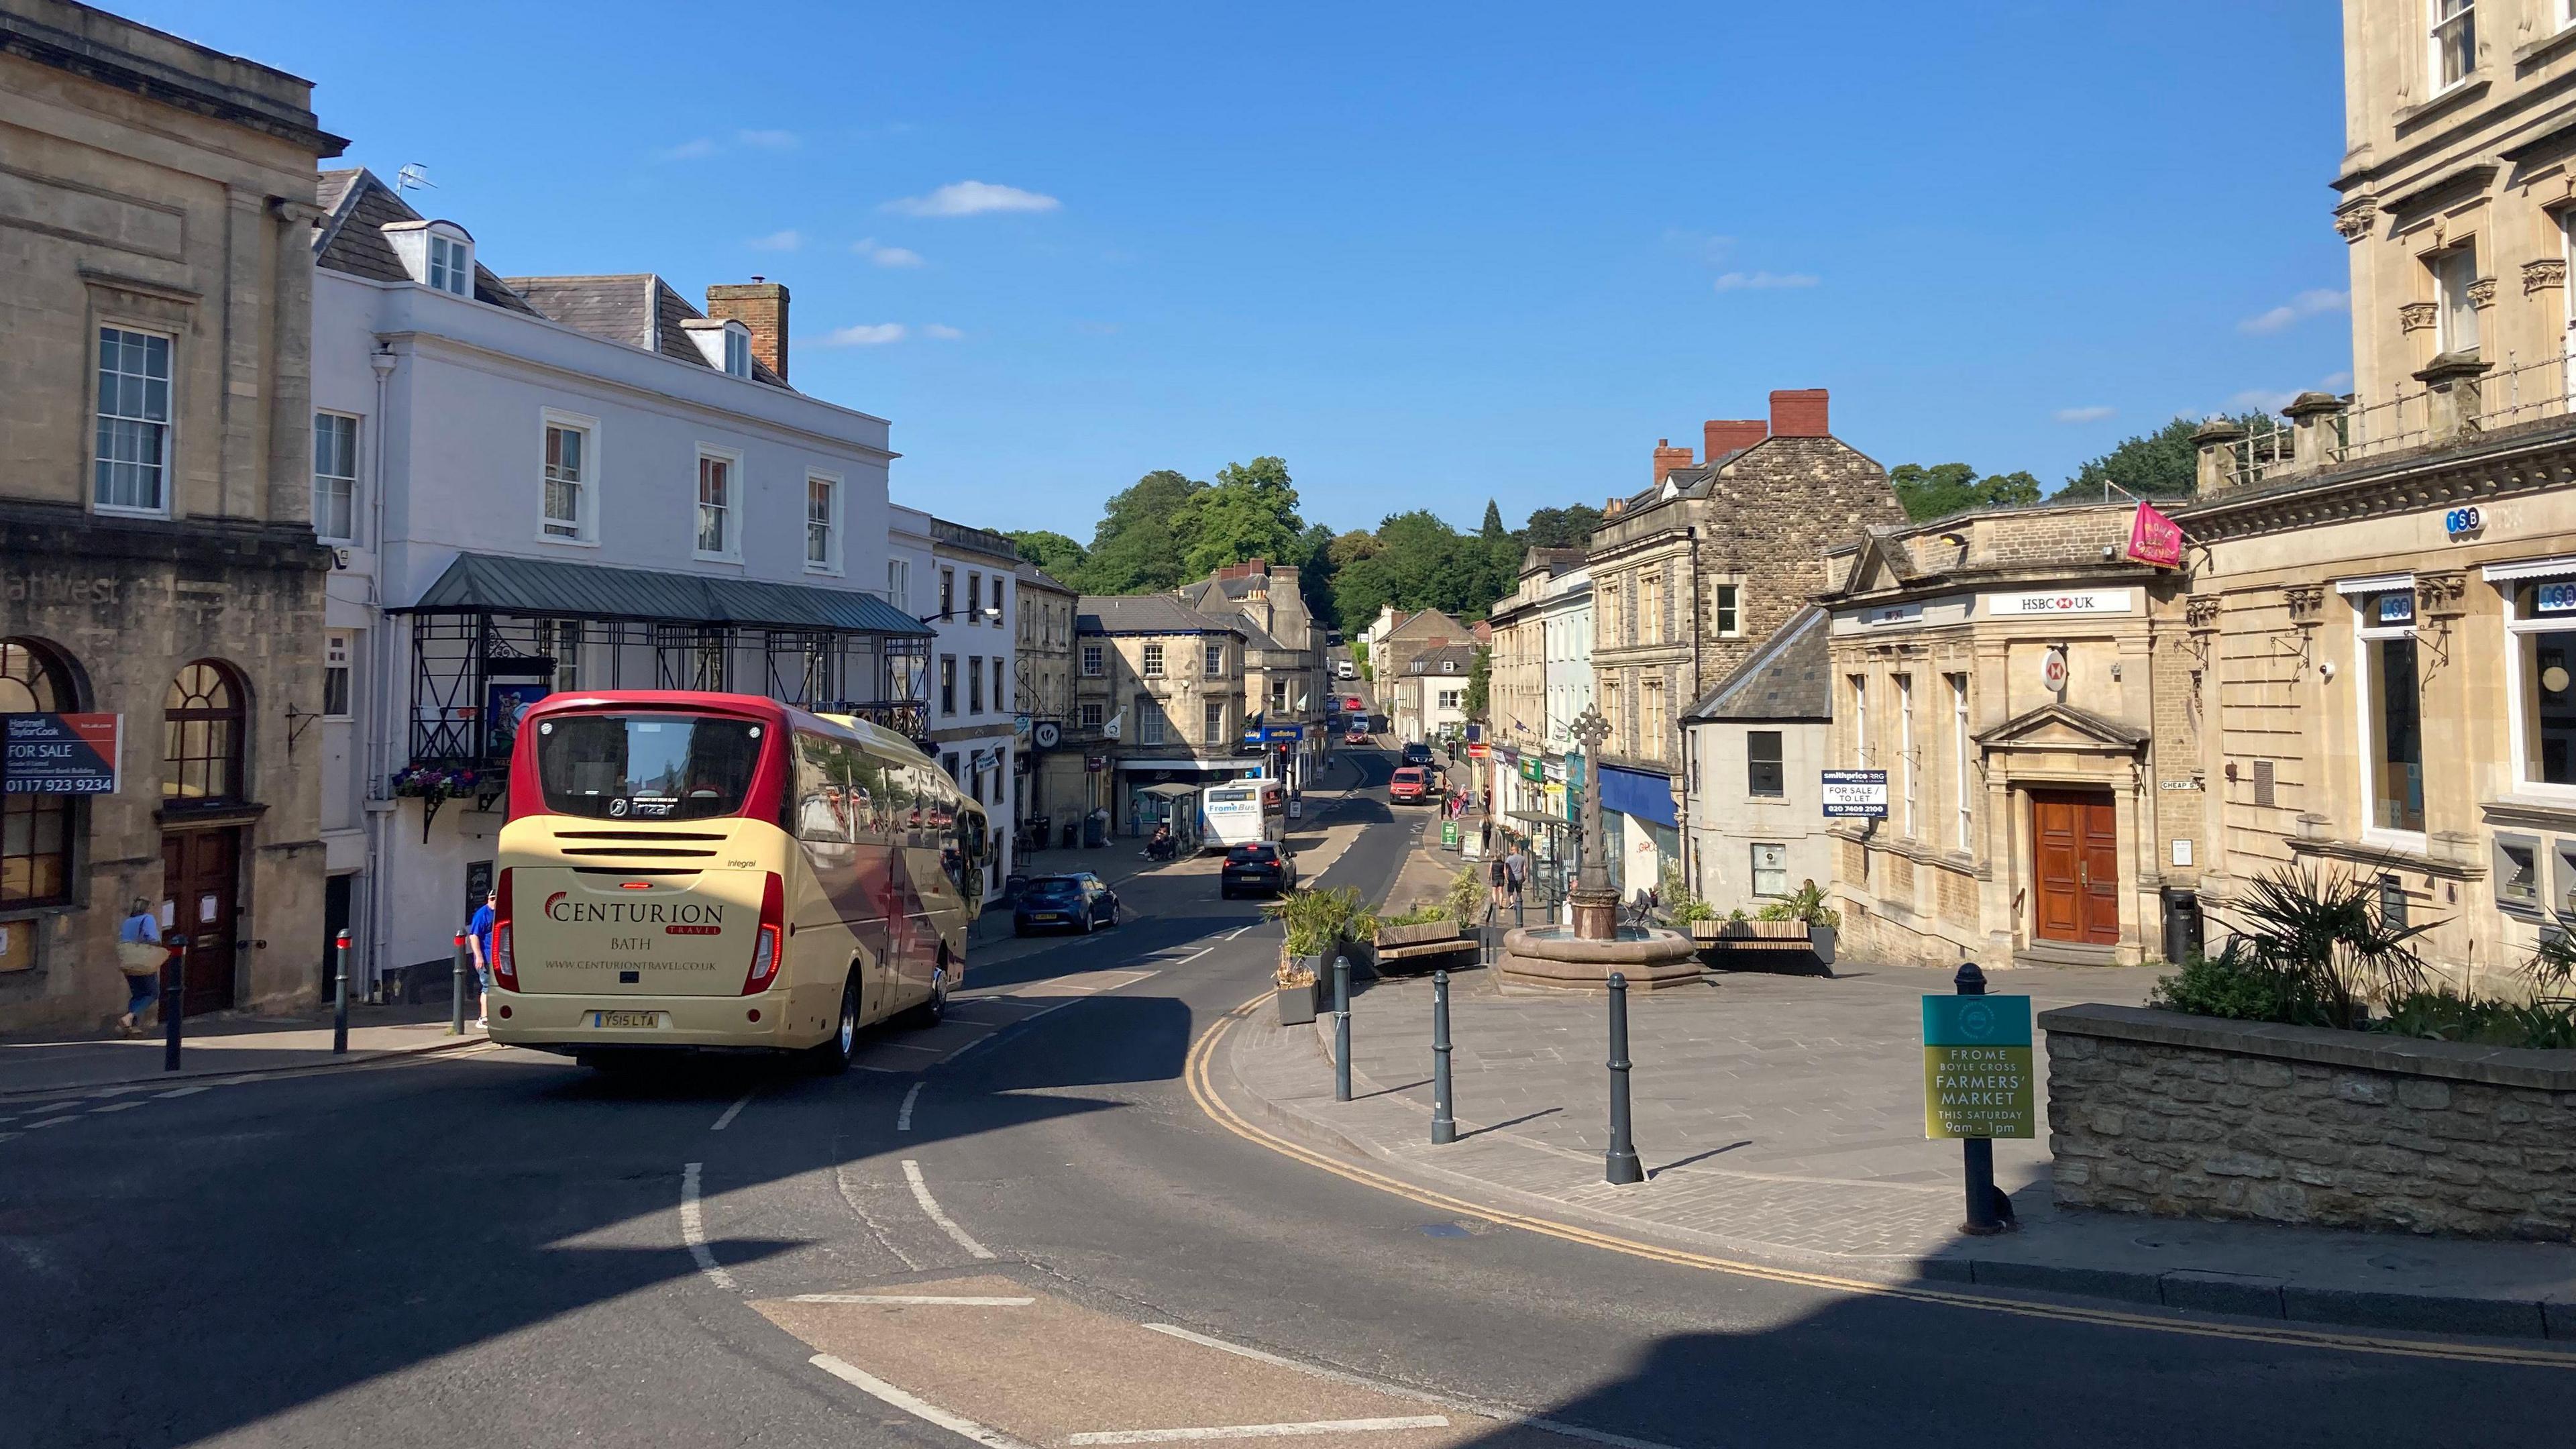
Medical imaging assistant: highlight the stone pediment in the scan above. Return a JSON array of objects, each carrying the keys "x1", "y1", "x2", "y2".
[
  {"x1": 1833, "y1": 535, "x2": 1930, "y2": 600},
  {"x1": 1975, "y1": 702, "x2": 2149, "y2": 754}
]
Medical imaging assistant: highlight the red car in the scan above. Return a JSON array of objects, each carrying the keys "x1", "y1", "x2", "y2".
[
  {"x1": 1344, "y1": 725, "x2": 1369, "y2": 745},
  {"x1": 1388, "y1": 766, "x2": 1430, "y2": 804}
]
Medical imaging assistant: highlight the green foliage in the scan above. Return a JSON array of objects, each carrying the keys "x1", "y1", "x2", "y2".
[
  {"x1": 1079, "y1": 470, "x2": 1205, "y2": 594},
  {"x1": 1660, "y1": 863, "x2": 1716, "y2": 924},
  {"x1": 1521, "y1": 504, "x2": 1603, "y2": 551},
  {"x1": 1444, "y1": 866, "x2": 1487, "y2": 929},
  {"x1": 1174, "y1": 456, "x2": 1307, "y2": 578},
  {"x1": 2052, "y1": 413, "x2": 2270, "y2": 502},
  {"x1": 1008, "y1": 529, "x2": 1088, "y2": 580},
  {"x1": 1752, "y1": 879, "x2": 1839, "y2": 928},
  {"x1": 2147, "y1": 953, "x2": 2301, "y2": 1022},
  {"x1": 2204, "y1": 861, "x2": 2436, "y2": 1031},
  {"x1": 1889, "y1": 462, "x2": 2043, "y2": 522},
  {"x1": 1350, "y1": 638, "x2": 1371, "y2": 682},
  {"x1": 1267, "y1": 885, "x2": 1368, "y2": 967},
  {"x1": 1464, "y1": 645, "x2": 1491, "y2": 719}
]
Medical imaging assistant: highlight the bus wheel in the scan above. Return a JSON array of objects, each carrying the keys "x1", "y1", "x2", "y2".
[
  {"x1": 908, "y1": 962, "x2": 950, "y2": 1028},
  {"x1": 810, "y1": 973, "x2": 858, "y2": 1074}
]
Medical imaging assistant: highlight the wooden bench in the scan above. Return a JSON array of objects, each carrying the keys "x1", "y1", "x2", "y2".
[
  {"x1": 1374, "y1": 920, "x2": 1480, "y2": 971},
  {"x1": 1688, "y1": 920, "x2": 1817, "y2": 953}
]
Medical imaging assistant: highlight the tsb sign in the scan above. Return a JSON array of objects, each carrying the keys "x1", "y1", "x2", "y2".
[{"x1": 2445, "y1": 504, "x2": 2483, "y2": 539}]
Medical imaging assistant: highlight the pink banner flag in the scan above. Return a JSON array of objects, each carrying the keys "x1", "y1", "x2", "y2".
[{"x1": 2127, "y1": 500, "x2": 2184, "y2": 568}]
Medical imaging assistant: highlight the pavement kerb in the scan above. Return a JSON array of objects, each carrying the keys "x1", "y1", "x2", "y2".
[
  {"x1": 0, "y1": 1031, "x2": 492, "y2": 1104},
  {"x1": 1226, "y1": 997, "x2": 2576, "y2": 1345}
]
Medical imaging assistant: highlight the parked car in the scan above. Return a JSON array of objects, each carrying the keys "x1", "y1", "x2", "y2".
[
  {"x1": 1344, "y1": 725, "x2": 1370, "y2": 745},
  {"x1": 1013, "y1": 872, "x2": 1120, "y2": 935},
  {"x1": 1389, "y1": 766, "x2": 1431, "y2": 804},
  {"x1": 1344, "y1": 694, "x2": 1364, "y2": 713},
  {"x1": 1220, "y1": 842, "x2": 1299, "y2": 898},
  {"x1": 1337, "y1": 660, "x2": 1356, "y2": 678},
  {"x1": 1400, "y1": 741, "x2": 1435, "y2": 768}
]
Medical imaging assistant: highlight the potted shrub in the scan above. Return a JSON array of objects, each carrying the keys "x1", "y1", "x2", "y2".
[
  {"x1": 1753, "y1": 880, "x2": 1841, "y2": 965},
  {"x1": 1267, "y1": 887, "x2": 1360, "y2": 1024}
]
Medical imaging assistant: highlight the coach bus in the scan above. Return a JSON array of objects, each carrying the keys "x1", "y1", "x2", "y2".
[{"x1": 484, "y1": 691, "x2": 986, "y2": 1073}]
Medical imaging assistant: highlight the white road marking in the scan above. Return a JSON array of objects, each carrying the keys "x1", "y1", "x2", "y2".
[
  {"x1": 1224, "y1": 925, "x2": 1255, "y2": 941},
  {"x1": 833, "y1": 1161, "x2": 923, "y2": 1271},
  {"x1": 788, "y1": 1293, "x2": 1033, "y2": 1305},
  {"x1": 679, "y1": 1162, "x2": 739, "y2": 1291},
  {"x1": 901, "y1": 1159, "x2": 995, "y2": 1260},
  {"x1": 1069, "y1": 1419, "x2": 1450, "y2": 1445},
  {"x1": 89, "y1": 1102, "x2": 143, "y2": 1114},
  {"x1": 1172, "y1": 947, "x2": 1214, "y2": 965},
  {"x1": 810, "y1": 1353, "x2": 1040, "y2": 1449},
  {"x1": 155, "y1": 1086, "x2": 207, "y2": 1099},
  {"x1": 1141, "y1": 1325, "x2": 1683, "y2": 1449},
  {"x1": 23, "y1": 1115, "x2": 77, "y2": 1130},
  {"x1": 0, "y1": 1132, "x2": 18, "y2": 1143},
  {"x1": 897, "y1": 1082, "x2": 922, "y2": 1132},
  {"x1": 710, "y1": 1092, "x2": 754, "y2": 1132}
]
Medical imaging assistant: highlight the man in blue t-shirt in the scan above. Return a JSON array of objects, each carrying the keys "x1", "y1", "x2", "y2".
[{"x1": 466, "y1": 890, "x2": 496, "y2": 1030}]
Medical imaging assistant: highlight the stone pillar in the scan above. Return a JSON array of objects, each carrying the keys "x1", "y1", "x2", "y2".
[
  {"x1": 2192, "y1": 419, "x2": 2248, "y2": 496},
  {"x1": 2282, "y1": 391, "x2": 2348, "y2": 474},
  {"x1": 2416, "y1": 354, "x2": 2493, "y2": 441}
]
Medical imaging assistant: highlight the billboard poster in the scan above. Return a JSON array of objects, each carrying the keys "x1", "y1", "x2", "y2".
[
  {"x1": 484, "y1": 682, "x2": 550, "y2": 759},
  {"x1": 1821, "y1": 768, "x2": 1888, "y2": 818}
]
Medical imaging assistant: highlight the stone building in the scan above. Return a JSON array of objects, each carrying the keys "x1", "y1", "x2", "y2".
[
  {"x1": 1015, "y1": 563, "x2": 1083, "y2": 839},
  {"x1": 1074, "y1": 595, "x2": 1252, "y2": 837},
  {"x1": 1362, "y1": 604, "x2": 1469, "y2": 692},
  {"x1": 1819, "y1": 504, "x2": 2192, "y2": 968},
  {"x1": 1391, "y1": 644, "x2": 1475, "y2": 748},
  {"x1": 1678, "y1": 606, "x2": 1834, "y2": 910},
  {"x1": 1585, "y1": 389, "x2": 1907, "y2": 894},
  {"x1": 0, "y1": 1, "x2": 344, "y2": 1030},
  {"x1": 1177, "y1": 557, "x2": 1330, "y2": 791}
]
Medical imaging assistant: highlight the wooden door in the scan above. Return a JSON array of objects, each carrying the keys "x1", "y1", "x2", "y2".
[
  {"x1": 160, "y1": 828, "x2": 240, "y2": 1015},
  {"x1": 2031, "y1": 790, "x2": 2119, "y2": 945}
]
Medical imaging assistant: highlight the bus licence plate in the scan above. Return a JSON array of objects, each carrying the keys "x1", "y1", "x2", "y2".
[{"x1": 597, "y1": 1010, "x2": 661, "y2": 1029}]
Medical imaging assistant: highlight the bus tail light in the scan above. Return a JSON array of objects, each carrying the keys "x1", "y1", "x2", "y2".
[
  {"x1": 742, "y1": 871, "x2": 784, "y2": 995},
  {"x1": 492, "y1": 867, "x2": 519, "y2": 992}
]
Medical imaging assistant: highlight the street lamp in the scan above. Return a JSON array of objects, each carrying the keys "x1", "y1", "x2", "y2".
[{"x1": 919, "y1": 606, "x2": 1004, "y2": 625}]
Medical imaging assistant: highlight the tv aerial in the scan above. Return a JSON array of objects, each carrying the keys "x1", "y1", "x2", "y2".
[{"x1": 394, "y1": 163, "x2": 436, "y2": 193}]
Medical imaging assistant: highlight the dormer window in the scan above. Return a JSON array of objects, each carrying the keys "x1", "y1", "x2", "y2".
[
  {"x1": 684, "y1": 318, "x2": 755, "y2": 378},
  {"x1": 427, "y1": 233, "x2": 469, "y2": 295},
  {"x1": 382, "y1": 219, "x2": 475, "y2": 297}
]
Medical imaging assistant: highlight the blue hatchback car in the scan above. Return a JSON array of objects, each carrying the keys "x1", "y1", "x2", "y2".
[{"x1": 1013, "y1": 872, "x2": 1120, "y2": 936}]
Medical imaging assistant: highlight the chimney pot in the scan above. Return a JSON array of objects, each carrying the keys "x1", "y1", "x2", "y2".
[
  {"x1": 1652, "y1": 437, "x2": 1696, "y2": 485},
  {"x1": 1703, "y1": 418, "x2": 1768, "y2": 462},
  {"x1": 706, "y1": 280, "x2": 792, "y2": 382},
  {"x1": 1768, "y1": 388, "x2": 1830, "y2": 438}
]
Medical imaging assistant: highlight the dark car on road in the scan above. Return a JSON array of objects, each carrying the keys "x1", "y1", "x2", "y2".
[
  {"x1": 1219, "y1": 843, "x2": 1298, "y2": 899},
  {"x1": 1400, "y1": 741, "x2": 1435, "y2": 768},
  {"x1": 1013, "y1": 872, "x2": 1120, "y2": 935}
]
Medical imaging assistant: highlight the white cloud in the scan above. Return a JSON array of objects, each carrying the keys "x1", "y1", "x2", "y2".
[
  {"x1": 747, "y1": 229, "x2": 803, "y2": 252},
  {"x1": 883, "y1": 180, "x2": 1061, "y2": 217},
  {"x1": 736, "y1": 129, "x2": 798, "y2": 149},
  {"x1": 2319, "y1": 370, "x2": 2353, "y2": 391},
  {"x1": 2232, "y1": 388, "x2": 2298, "y2": 412},
  {"x1": 2053, "y1": 405, "x2": 2116, "y2": 423},
  {"x1": 817, "y1": 323, "x2": 907, "y2": 347},
  {"x1": 1712, "y1": 271, "x2": 1819, "y2": 292},
  {"x1": 854, "y1": 237, "x2": 924, "y2": 268},
  {"x1": 2238, "y1": 288, "x2": 2348, "y2": 335},
  {"x1": 657, "y1": 137, "x2": 719, "y2": 162},
  {"x1": 922, "y1": 323, "x2": 964, "y2": 340}
]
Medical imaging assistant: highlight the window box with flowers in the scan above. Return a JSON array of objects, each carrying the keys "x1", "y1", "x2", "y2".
[{"x1": 390, "y1": 763, "x2": 491, "y2": 839}]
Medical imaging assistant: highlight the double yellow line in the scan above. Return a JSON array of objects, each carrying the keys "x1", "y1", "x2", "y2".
[{"x1": 1184, "y1": 991, "x2": 2576, "y2": 1371}]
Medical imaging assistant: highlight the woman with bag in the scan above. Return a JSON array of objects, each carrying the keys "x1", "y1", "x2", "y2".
[{"x1": 115, "y1": 898, "x2": 164, "y2": 1035}]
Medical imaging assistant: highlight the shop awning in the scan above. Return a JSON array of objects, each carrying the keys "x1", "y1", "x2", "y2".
[
  {"x1": 1112, "y1": 758, "x2": 1248, "y2": 773},
  {"x1": 1506, "y1": 809, "x2": 1570, "y2": 830},
  {"x1": 1599, "y1": 764, "x2": 1678, "y2": 829},
  {"x1": 399, "y1": 551, "x2": 932, "y2": 637}
]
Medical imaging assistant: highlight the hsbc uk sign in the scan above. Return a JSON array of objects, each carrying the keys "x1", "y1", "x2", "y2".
[{"x1": 1984, "y1": 589, "x2": 2135, "y2": 617}]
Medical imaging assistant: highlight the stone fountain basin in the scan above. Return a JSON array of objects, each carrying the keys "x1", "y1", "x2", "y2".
[{"x1": 1497, "y1": 924, "x2": 1702, "y2": 992}]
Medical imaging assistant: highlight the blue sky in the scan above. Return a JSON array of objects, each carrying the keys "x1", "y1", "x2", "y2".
[{"x1": 144, "y1": 1, "x2": 2351, "y2": 539}]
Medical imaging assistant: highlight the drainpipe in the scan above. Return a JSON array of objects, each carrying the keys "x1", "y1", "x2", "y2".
[{"x1": 360, "y1": 343, "x2": 398, "y2": 997}]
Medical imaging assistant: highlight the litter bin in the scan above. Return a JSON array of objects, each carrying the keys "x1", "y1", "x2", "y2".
[
  {"x1": 1083, "y1": 810, "x2": 1108, "y2": 849},
  {"x1": 2161, "y1": 887, "x2": 2202, "y2": 964}
]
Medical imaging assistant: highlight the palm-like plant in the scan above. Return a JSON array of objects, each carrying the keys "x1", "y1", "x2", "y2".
[{"x1": 2210, "y1": 861, "x2": 2436, "y2": 1030}]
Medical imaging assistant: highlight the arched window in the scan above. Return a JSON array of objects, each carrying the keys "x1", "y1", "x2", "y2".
[
  {"x1": 164, "y1": 660, "x2": 246, "y2": 804},
  {"x1": 2, "y1": 639, "x2": 79, "y2": 908}
]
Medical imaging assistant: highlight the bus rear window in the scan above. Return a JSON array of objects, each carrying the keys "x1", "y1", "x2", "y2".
[{"x1": 535, "y1": 713, "x2": 764, "y2": 820}]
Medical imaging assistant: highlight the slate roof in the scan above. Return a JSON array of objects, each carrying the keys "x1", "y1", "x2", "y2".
[
  {"x1": 1684, "y1": 605, "x2": 1829, "y2": 722},
  {"x1": 1225, "y1": 610, "x2": 1289, "y2": 653},
  {"x1": 501, "y1": 274, "x2": 790, "y2": 390},
  {"x1": 1388, "y1": 607, "x2": 1468, "y2": 642},
  {"x1": 1405, "y1": 645, "x2": 1477, "y2": 676},
  {"x1": 312, "y1": 168, "x2": 539, "y2": 315},
  {"x1": 400, "y1": 551, "x2": 930, "y2": 636},
  {"x1": 1078, "y1": 595, "x2": 1246, "y2": 637}
]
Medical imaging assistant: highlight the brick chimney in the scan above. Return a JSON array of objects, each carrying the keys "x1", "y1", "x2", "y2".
[
  {"x1": 1703, "y1": 419, "x2": 1767, "y2": 460},
  {"x1": 1769, "y1": 388, "x2": 1829, "y2": 438},
  {"x1": 706, "y1": 279, "x2": 790, "y2": 381},
  {"x1": 1652, "y1": 438, "x2": 1695, "y2": 484}
]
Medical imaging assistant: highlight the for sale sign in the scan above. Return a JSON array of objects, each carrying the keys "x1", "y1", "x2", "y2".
[
  {"x1": 1, "y1": 712, "x2": 121, "y2": 794},
  {"x1": 1821, "y1": 768, "x2": 1888, "y2": 818}
]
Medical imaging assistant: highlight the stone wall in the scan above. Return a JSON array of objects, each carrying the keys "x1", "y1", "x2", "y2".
[{"x1": 2042, "y1": 1004, "x2": 2576, "y2": 1240}]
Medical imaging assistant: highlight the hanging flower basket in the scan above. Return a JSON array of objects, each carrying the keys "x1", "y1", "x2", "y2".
[{"x1": 390, "y1": 764, "x2": 488, "y2": 839}]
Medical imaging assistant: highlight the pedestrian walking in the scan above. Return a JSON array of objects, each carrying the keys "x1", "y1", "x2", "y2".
[
  {"x1": 1487, "y1": 853, "x2": 1509, "y2": 913},
  {"x1": 1481, "y1": 818, "x2": 1494, "y2": 853},
  {"x1": 114, "y1": 898, "x2": 162, "y2": 1035},
  {"x1": 466, "y1": 888, "x2": 497, "y2": 1029},
  {"x1": 1505, "y1": 845, "x2": 1529, "y2": 904}
]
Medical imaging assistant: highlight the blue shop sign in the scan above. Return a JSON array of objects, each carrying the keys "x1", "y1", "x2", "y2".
[{"x1": 2537, "y1": 581, "x2": 2576, "y2": 614}]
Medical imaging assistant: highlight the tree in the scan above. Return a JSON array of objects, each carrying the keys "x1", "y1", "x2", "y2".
[
  {"x1": 1326, "y1": 530, "x2": 1382, "y2": 567},
  {"x1": 1293, "y1": 523, "x2": 1340, "y2": 629},
  {"x1": 1079, "y1": 469, "x2": 1204, "y2": 594},
  {"x1": 1332, "y1": 553, "x2": 1398, "y2": 636},
  {"x1": 1889, "y1": 462, "x2": 2043, "y2": 521},
  {"x1": 1521, "y1": 503, "x2": 1603, "y2": 550},
  {"x1": 2053, "y1": 415, "x2": 2262, "y2": 502},
  {"x1": 1174, "y1": 455, "x2": 1305, "y2": 578},
  {"x1": 1464, "y1": 644, "x2": 1492, "y2": 720},
  {"x1": 1008, "y1": 529, "x2": 1087, "y2": 580},
  {"x1": 1478, "y1": 499, "x2": 1520, "y2": 604},
  {"x1": 1351, "y1": 638, "x2": 1371, "y2": 682}
]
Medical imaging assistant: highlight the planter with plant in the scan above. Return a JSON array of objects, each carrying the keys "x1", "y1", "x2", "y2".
[{"x1": 1266, "y1": 886, "x2": 1365, "y2": 1023}]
